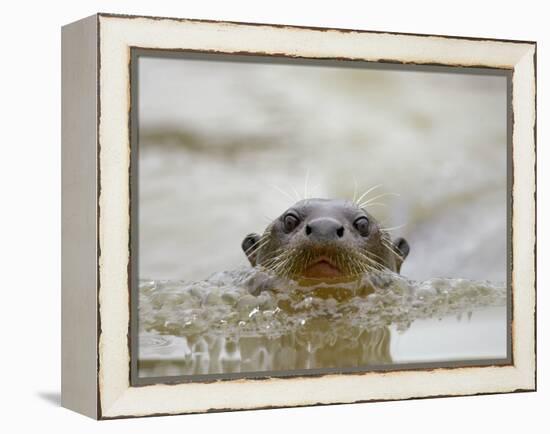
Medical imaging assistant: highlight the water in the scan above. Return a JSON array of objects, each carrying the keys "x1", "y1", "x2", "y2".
[{"x1": 137, "y1": 269, "x2": 506, "y2": 378}]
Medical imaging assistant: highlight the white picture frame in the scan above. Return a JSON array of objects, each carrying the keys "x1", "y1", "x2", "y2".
[{"x1": 61, "y1": 13, "x2": 536, "y2": 419}]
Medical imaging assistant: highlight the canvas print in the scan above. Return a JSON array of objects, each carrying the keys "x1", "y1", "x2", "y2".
[{"x1": 133, "y1": 53, "x2": 509, "y2": 381}]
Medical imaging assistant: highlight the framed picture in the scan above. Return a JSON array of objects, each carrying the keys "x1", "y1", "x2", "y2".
[{"x1": 61, "y1": 13, "x2": 536, "y2": 419}]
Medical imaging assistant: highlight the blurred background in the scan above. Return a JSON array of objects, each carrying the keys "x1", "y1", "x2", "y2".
[{"x1": 138, "y1": 55, "x2": 508, "y2": 283}]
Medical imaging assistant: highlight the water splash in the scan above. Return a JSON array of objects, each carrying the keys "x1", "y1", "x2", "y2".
[
  {"x1": 137, "y1": 268, "x2": 505, "y2": 377},
  {"x1": 139, "y1": 267, "x2": 505, "y2": 336}
]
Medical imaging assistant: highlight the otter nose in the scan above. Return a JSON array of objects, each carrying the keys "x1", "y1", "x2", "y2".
[{"x1": 305, "y1": 218, "x2": 345, "y2": 241}]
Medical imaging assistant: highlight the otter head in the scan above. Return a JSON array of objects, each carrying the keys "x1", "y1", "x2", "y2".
[{"x1": 241, "y1": 198, "x2": 409, "y2": 281}]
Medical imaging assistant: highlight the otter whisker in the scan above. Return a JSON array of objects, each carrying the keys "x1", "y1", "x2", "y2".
[
  {"x1": 352, "y1": 177, "x2": 358, "y2": 203},
  {"x1": 270, "y1": 254, "x2": 293, "y2": 271},
  {"x1": 361, "y1": 258, "x2": 384, "y2": 273},
  {"x1": 335, "y1": 251, "x2": 345, "y2": 274},
  {"x1": 357, "y1": 250, "x2": 389, "y2": 272},
  {"x1": 306, "y1": 184, "x2": 321, "y2": 199},
  {"x1": 364, "y1": 259, "x2": 383, "y2": 271},
  {"x1": 365, "y1": 256, "x2": 388, "y2": 272},
  {"x1": 300, "y1": 250, "x2": 312, "y2": 274},
  {"x1": 287, "y1": 185, "x2": 301, "y2": 202},
  {"x1": 381, "y1": 240, "x2": 404, "y2": 260},
  {"x1": 363, "y1": 202, "x2": 387, "y2": 208},
  {"x1": 380, "y1": 223, "x2": 407, "y2": 232},
  {"x1": 267, "y1": 263, "x2": 287, "y2": 277},
  {"x1": 289, "y1": 249, "x2": 304, "y2": 278},
  {"x1": 245, "y1": 237, "x2": 269, "y2": 251},
  {"x1": 348, "y1": 256, "x2": 361, "y2": 276},
  {"x1": 248, "y1": 230, "x2": 273, "y2": 251},
  {"x1": 262, "y1": 253, "x2": 290, "y2": 272},
  {"x1": 268, "y1": 184, "x2": 297, "y2": 204},
  {"x1": 244, "y1": 237, "x2": 273, "y2": 255},
  {"x1": 262, "y1": 264, "x2": 285, "y2": 277},
  {"x1": 281, "y1": 250, "x2": 296, "y2": 277},
  {"x1": 354, "y1": 184, "x2": 382, "y2": 206},
  {"x1": 263, "y1": 251, "x2": 286, "y2": 265},
  {"x1": 342, "y1": 251, "x2": 372, "y2": 276},
  {"x1": 360, "y1": 247, "x2": 387, "y2": 263},
  {"x1": 259, "y1": 260, "x2": 283, "y2": 274},
  {"x1": 358, "y1": 192, "x2": 400, "y2": 208},
  {"x1": 266, "y1": 249, "x2": 297, "y2": 274},
  {"x1": 262, "y1": 253, "x2": 289, "y2": 270},
  {"x1": 357, "y1": 256, "x2": 374, "y2": 275},
  {"x1": 303, "y1": 169, "x2": 310, "y2": 199},
  {"x1": 272, "y1": 260, "x2": 292, "y2": 278},
  {"x1": 350, "y1": 256, "x2": 363, "y2": 275},
  {"x1": 247, "y1": 243, "x2": 272, "y2": 258}
]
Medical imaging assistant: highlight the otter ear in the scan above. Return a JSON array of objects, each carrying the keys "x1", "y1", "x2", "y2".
[
  {"x1": 394, "y1": 237, "x2": 410, "y2": 260},
  {"x1": 241, "y1": 233, "x2": 261, "y2": 266},
  {"x1": 392, "y1": 237, "x2": 409, "y2": 274}
]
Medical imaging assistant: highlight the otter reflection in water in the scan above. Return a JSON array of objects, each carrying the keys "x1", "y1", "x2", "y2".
[{"x1": 138, "y1": 326, "x2": 393, "y2": 377}]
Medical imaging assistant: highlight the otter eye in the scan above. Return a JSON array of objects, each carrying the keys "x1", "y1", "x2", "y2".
[
  {"x1": 354, "y1": 216, "x2": 370, "y2": 236},
  {"x1": 283, "y1": 213, "x2": 300, "y2": 233}
]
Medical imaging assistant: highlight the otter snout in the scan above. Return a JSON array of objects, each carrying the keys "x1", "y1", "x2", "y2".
[{"x1": 305, "y1": 217, "x2": 345, "y2": 241}]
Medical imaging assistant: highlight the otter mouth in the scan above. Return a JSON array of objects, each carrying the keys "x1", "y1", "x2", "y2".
[{"x1": 302, "y1": 256, "x2": 343, "y2": 279}]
